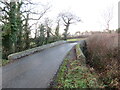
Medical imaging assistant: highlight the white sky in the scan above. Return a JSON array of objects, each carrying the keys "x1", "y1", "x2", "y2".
[{"x1": 31, "y1": 0, "x2": 119, "y2": 34}]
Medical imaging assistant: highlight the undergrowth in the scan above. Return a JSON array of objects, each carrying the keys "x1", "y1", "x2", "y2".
[
  {"x1": 52, "y1": 58, "x2": 104, "y2": 88},
  {"x1": 86, "y1": 33, "x2": 119, "y2": 88},
  {"x1": 0, "y1": 59, "x2": 10, "y2": 66}
]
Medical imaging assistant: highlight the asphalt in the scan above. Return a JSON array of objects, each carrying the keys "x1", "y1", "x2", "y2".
[{"x1": 2, "y1": 43, "x2": 77, "y2": 88}]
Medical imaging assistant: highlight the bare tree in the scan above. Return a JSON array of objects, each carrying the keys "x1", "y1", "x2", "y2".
[
  {"x1": 59, "y1": 12, "x2": 81, "y2": 40},
  {"x1": 21, "y1": 1, "x2": 51, "y2": 47},
  {"x1": 103, "y1": 6, "x2": 113, "y2": 32},
  {"x1": 22, "y1": 1, "x2": 51, "y2": 40},
  {"x1": 0, "y1": 0, "x2": 51, "y2": 59}
]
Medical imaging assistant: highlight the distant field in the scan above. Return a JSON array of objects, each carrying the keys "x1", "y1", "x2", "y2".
[{"x1": 67, "y1": 38, "x2": 86, "y2": 41}]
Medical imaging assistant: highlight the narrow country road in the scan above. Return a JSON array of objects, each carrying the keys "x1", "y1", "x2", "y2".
[{"x1": 2, "y1": 43, "x2": 77, "y2": 88}]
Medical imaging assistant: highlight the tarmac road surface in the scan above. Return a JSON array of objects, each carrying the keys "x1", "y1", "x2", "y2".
[{"x1": 2, "y1": 43, "x2": 77, "y2": 88}]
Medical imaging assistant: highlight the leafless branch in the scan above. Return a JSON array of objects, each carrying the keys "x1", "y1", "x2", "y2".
[{"x1": 28, "y1": 6, "x2": 50, "y2": 21}]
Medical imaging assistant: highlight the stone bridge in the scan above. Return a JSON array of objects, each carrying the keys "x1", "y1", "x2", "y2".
[{"x1": 2, "y1": 40, "x2": 86, "y2": 88}]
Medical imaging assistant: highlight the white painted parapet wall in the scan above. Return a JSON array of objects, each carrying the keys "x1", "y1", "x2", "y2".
[{"x1": 8, "y1": 41, "x2": 67, "y2": 60}]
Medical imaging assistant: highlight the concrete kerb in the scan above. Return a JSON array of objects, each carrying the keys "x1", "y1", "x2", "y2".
[{"x1": 8, "y1": 41, "x2": 67, "y2": 60}]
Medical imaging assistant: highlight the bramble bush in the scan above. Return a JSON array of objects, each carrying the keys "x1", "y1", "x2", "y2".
[{"x1": 86, "y1": 33, "x2": 119, "y2": 88}]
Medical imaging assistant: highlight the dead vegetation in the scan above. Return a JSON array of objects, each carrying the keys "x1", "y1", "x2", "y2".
[{"x1": 86, "y1": 33, "x2": 120, "y2": 88}]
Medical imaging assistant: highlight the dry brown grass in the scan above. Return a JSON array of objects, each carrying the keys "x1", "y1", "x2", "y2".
[{"x1": 86, "y1": 33, "x2": 120, "y2": 88}]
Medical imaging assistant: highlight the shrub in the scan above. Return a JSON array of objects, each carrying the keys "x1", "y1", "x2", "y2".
[{"x1": 86, "y1": 33, "x2": 119, "y2": 88}]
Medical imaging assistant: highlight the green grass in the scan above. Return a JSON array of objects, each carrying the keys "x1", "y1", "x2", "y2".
[
  {"x1": 0, "y1": 59, "x2": 10, "y2": 66},
  {"x1": 53, "y1": 58, "x2": 103, "y2": 88},
  {"x1": 52, "y1": 44, "x2": 104, "y2": 88},
  {"x1": 67, "y1": 38, "x2": 86, "y2": 41}
]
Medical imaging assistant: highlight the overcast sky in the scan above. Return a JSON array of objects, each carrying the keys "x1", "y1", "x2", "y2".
[{"x1": 31, "y1": 0, "x2": 119, "y2": 34}]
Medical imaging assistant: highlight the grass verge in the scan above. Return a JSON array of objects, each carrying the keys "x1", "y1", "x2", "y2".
[
  {"x1": 67, "y1": 38, "x2": 86, "y2": 41},
  {"x1": 0, "y1": 59, "x2": 10, "y2": 66},
  {"x1": 52, "y1": 58, "x2": 104, "y2": 88},
  {"x1": 51, "y1": 45, "x2": 104, "y2": 88}
]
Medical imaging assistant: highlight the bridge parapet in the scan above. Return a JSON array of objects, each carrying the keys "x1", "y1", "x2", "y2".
[{"x1": 8, "y1": 41, "x2": 66, "y2": 60}]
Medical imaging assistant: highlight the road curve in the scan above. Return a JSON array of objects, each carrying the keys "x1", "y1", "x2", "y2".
[{"x1": 2, "y1": 43, "x2": 77, "y2": 88}]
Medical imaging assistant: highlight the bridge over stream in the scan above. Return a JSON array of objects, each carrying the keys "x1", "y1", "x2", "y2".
[{"x1": 2, "y1": 41, "x2": 83, "y2": 88}]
